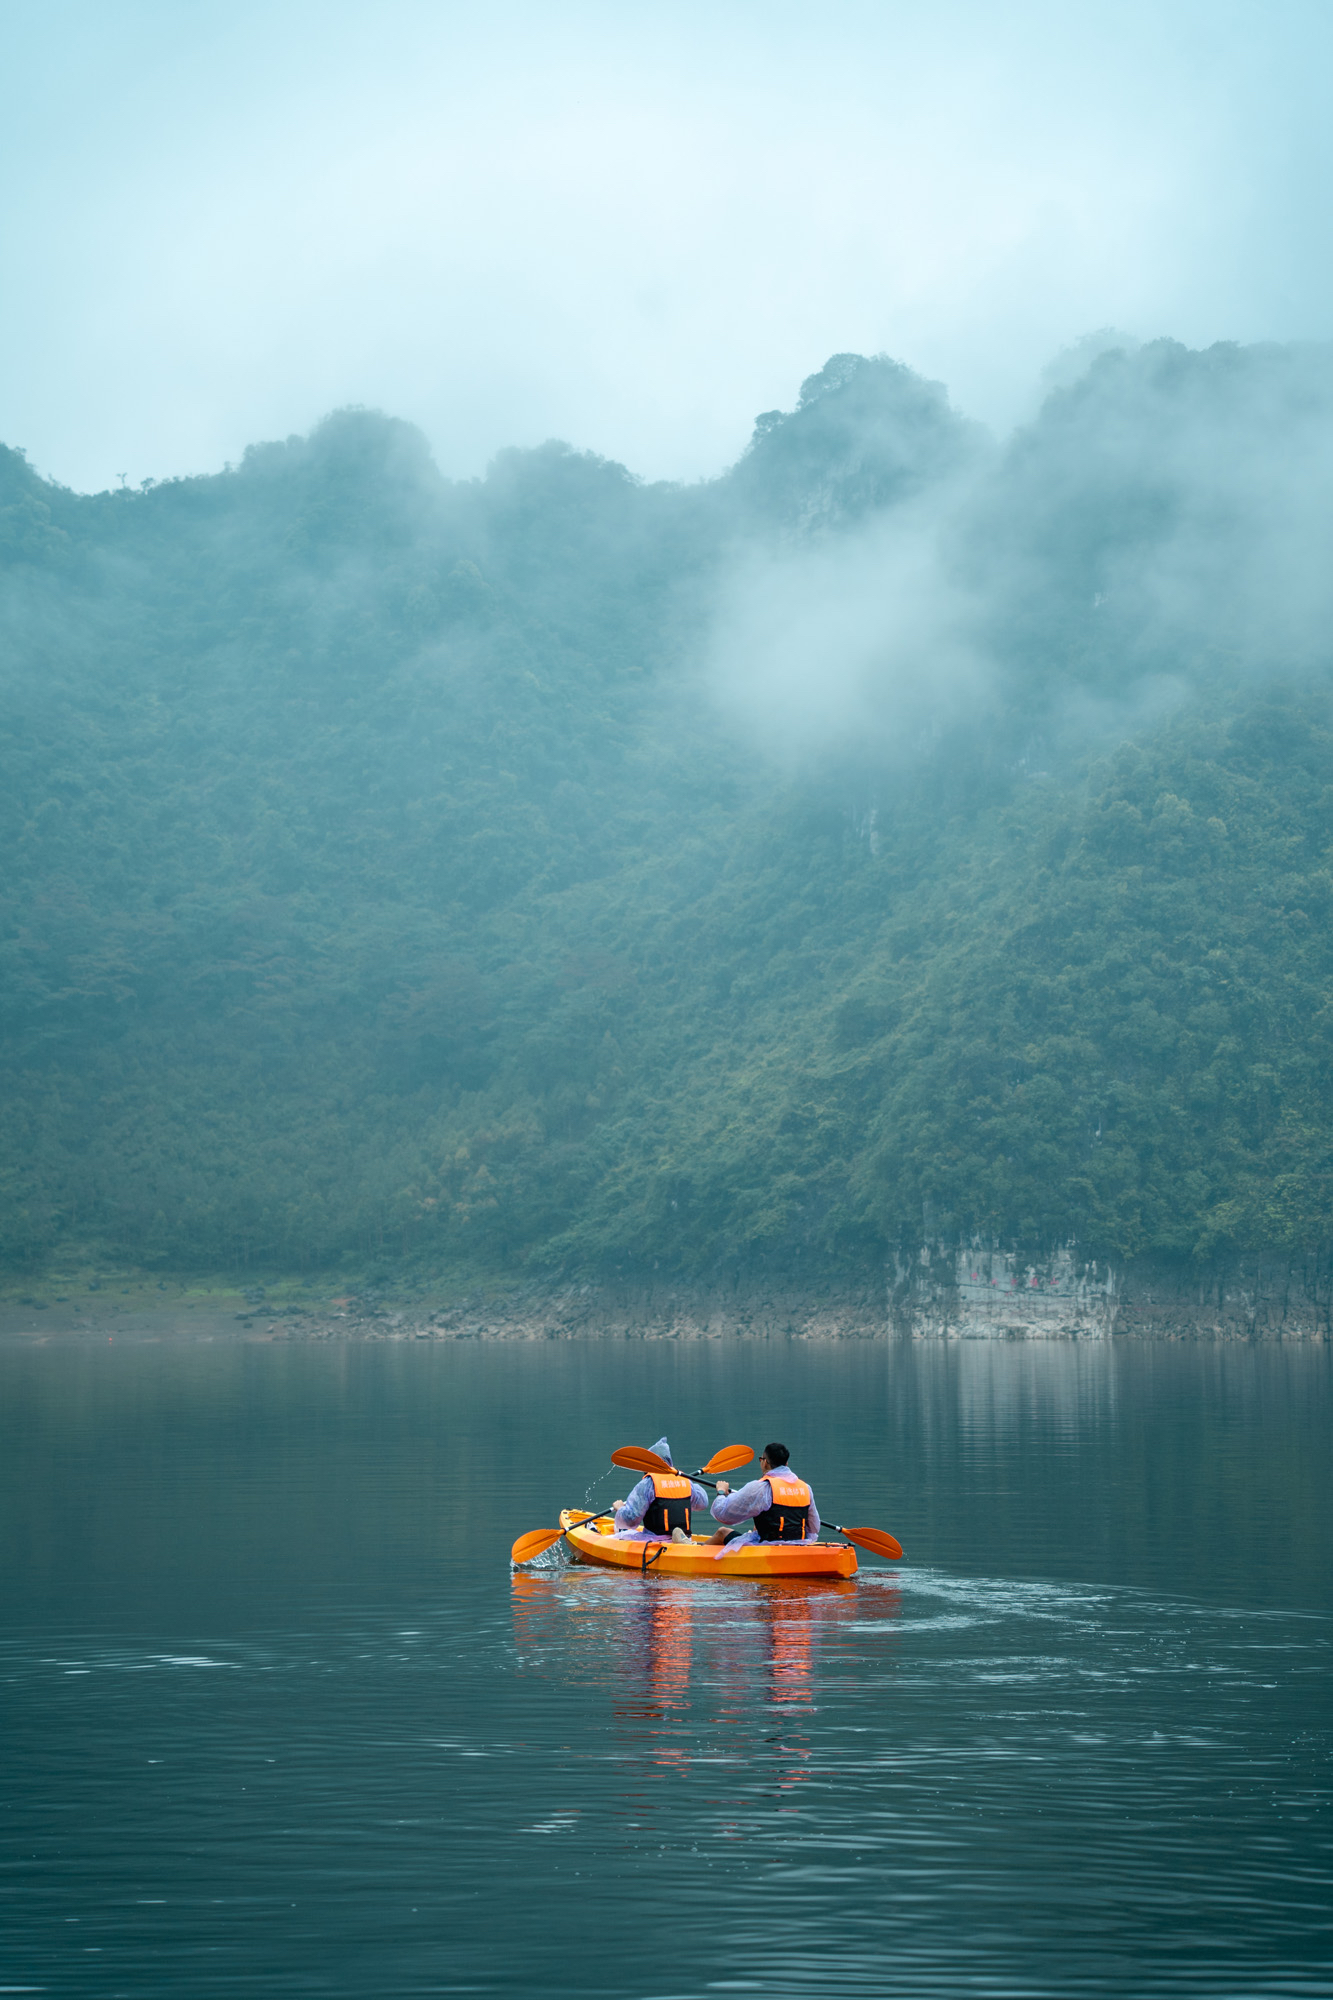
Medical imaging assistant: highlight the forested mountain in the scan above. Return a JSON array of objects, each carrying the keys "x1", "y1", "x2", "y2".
[{"x1": 4, "y1": 341, "x2": 1333, "y2": 1282}]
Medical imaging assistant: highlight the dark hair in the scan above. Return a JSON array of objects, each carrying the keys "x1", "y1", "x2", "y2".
[{"x1": 763, "y1": 1441, "x2": 790, "y2": 1467}]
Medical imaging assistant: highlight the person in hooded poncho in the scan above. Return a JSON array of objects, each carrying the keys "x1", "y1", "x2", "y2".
[{"x1": 612, "y1": 1438, "x2": 711, "y2": 1543}]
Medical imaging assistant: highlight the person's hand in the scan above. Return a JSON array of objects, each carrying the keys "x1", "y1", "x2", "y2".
[{"x1": 716, "y1": 1481, "x2": 731, "y2": 1497}]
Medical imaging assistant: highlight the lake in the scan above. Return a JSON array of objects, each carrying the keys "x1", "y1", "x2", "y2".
[{"x1": 1, "y1": 1334, "x2": 1329, "y2": 1997}]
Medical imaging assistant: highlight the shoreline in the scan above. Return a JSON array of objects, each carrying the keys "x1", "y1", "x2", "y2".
[{"x1": 2, "y1": 1251, "x2": 1331, "y2": 1344}]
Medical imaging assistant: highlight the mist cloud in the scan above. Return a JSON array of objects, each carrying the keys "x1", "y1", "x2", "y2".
[
  {"x1": 706, "y1": 339, "x2": 1333, "y2": 764},
  {"x1": 709, "y1": 510, "x2": 991, "y2": 762}
]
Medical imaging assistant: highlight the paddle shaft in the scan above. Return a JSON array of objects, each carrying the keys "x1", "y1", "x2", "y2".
[
  {"x1": 562, "y1": 1507, "x2": 616, "y2": 1535},
  {"x1": 624, "y1": 1462, "x2": 727, "y2": 1490}
]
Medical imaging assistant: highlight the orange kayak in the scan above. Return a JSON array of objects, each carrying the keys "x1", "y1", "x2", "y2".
[{"x1": 560, "y1": 1509, "x2": 858, "y2": 1579}]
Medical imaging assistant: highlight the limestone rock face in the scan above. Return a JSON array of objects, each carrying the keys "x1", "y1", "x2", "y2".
[
  {"x1": 891, "y1": 1244, "x2": 1117, "y2": 1340},
  {"x1": 889, "y1": 1243, "x2": 1333, "y2": 1341}
]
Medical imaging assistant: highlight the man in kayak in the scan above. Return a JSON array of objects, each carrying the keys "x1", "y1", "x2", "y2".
[
  {"x1": 611, "y1": 1437, "x2": 711, "y2": 1544},
  {"x1": 707, "y1": 1442, "x2": 821, "y2": 1546}
]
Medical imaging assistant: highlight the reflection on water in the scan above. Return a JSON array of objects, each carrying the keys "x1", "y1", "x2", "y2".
[
  {"x1": 1, "y1": 1336, "x2": 1329, "y2": 1997},
  {"x1": 512, "y1": 1570, "x2": 913, "y2": 1865},
  {"x1": 618, "y1": 1577, "x2": 695, "y2": 1714},
  {"x1": 514, "y1": 1570, "x2": 894, "y2": 1726}
]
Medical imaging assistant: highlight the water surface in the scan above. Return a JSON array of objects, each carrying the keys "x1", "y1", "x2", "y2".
[{"x1": 2, "y1": 1336, "x2": 1329, "y2": 1996}]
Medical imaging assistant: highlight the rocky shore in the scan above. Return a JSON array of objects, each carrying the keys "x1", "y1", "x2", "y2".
[{"x1": 5, "y1": 1244, "x2": 1328, "y2": 1343}]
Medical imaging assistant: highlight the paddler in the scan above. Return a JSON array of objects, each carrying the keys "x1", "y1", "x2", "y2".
[
  {"x1": 706, "y1": 1442, "x2": 821, "y2": 1546},
  {"x1": 611, "y1": 1437, "x2": 710, "y2": 1544}
]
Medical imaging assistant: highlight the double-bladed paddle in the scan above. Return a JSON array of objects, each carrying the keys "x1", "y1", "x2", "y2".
[
  {"x1": 509, "y1": 1445, "x2": 754, "y2": 1565},
  {"x1": 610, "y1": 1442, "x2": 754, "y2": 1489}
]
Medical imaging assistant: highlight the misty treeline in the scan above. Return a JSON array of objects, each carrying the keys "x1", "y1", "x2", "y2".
[{"x1": 4, "y1": 339, "x2": 1333, "y2": 1281}]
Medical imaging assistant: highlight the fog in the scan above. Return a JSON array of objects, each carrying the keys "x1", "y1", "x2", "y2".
[
  {"x1": 708, "y1": 339, "x2": 1333, "y2": 761},
  {"x1": 5, "y1": 0, "x2": 1333, "y2": 493},
  {"x1": 709, "y1": 497, "x2": 992, "y2": 763}
]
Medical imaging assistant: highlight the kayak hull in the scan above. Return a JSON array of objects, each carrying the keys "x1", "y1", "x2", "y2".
[{"x1": 560, "y1": 1509, "x2": 857, "y2": 1579}]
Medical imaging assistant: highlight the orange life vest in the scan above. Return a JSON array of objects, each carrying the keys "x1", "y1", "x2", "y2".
[
  {"x1": 754, "y1": 1476, "x2": 811, "y2": 1542},
  {"x1": 642, "y1": 1470, "x2": 692, "y2": 1536}
]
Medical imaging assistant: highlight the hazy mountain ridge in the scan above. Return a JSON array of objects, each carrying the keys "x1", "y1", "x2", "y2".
[{"x1": 3, "y1": 341, "x2": 1332, "y2": 1283}]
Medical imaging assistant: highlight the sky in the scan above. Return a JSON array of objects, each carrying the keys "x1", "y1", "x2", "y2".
[{"x1": 5, "y1": 0, "x2": 1333, "y2": 493}]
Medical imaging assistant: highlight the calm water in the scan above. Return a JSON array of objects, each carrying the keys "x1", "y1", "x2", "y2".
[{"x1": 1, "y1": 1335, "x2": 1329, "y2": 1998}]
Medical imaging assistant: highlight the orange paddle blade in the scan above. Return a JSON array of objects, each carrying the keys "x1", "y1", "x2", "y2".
[
  {"x1": 611, "y1": 1445, "x2": 671, "y2": 1473},
  {"x1": 510, "y1": 1527, "x2": 565, "y2": 1565},
  {"x1": 701, "y1": 1444, "x2": 754, "y2": 1475},
  {"x1": 840, "y1": 1525, "x2": 903, "y2": 1561}
]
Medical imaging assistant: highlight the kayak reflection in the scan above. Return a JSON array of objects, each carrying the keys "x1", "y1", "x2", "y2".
[
  {"x1": 510, "y1": 1569, "x2": 902, "y2": 1722},
  {"x1": 723, "y1": 1579, "x2": 873, "y2": 1716},
  {"x1": 614, "y1": 1582, "x2": 696, "y2": 1719}
]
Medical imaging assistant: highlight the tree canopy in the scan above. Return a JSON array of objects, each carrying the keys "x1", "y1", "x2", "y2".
[{"x1": 4, "y1": 340, "x2": 1333, "y2": 1280}]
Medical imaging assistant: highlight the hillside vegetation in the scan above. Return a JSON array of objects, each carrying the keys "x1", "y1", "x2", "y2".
[{"x1": 3, "y1": 341, "x2": 1333, "y2": 1281}]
